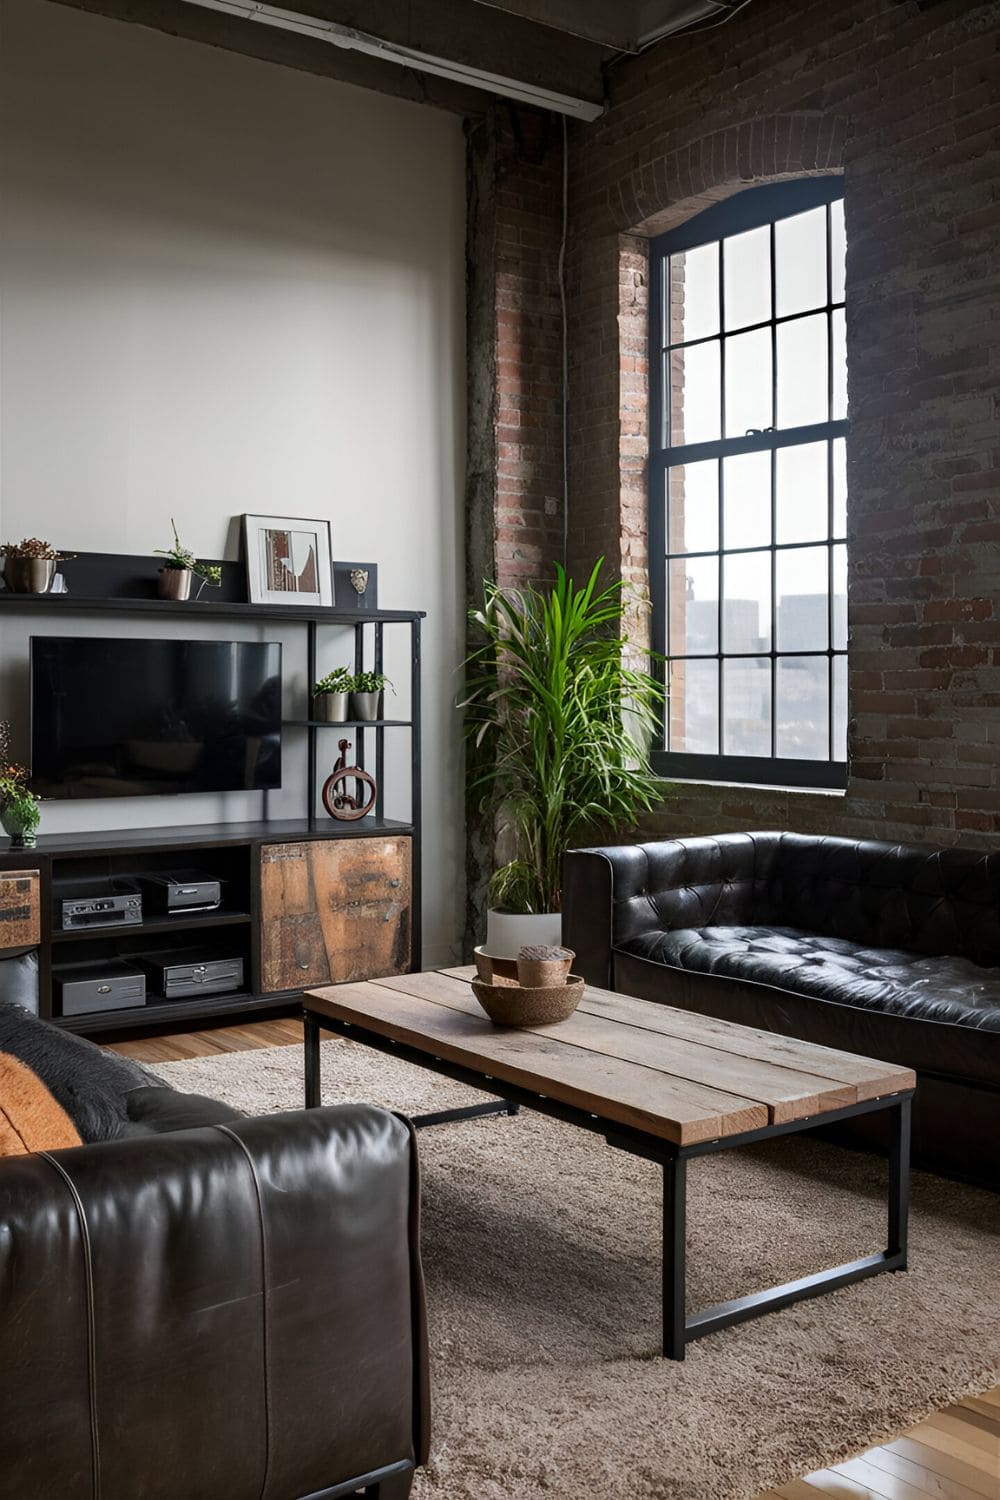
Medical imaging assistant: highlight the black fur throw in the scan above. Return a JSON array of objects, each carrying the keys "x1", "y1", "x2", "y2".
[{"x1": 0, "y1": 1002, "x2": 164, "y2": 1143}]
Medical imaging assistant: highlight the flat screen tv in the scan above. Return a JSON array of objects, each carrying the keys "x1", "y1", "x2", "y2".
[{"x1": 31, "y1": 637, "x2": 282, "y2": 799}]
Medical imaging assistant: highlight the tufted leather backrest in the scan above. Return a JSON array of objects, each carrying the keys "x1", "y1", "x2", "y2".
[
  {"x1": 589, "y1": 831, "x2": 1000, "y2": 969},
  {"x1": 606, "y1": 833, "x2": 783, "y2": 947},
  {"x1": 755, "y1": 832, "x2": 1000, "y2": 966}
]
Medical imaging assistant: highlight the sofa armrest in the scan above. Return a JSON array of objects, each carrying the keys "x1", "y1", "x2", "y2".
[
  {"x1": 563, "y1": 845, "x2": 646, "y2": 987},
  {"x1": 564, "y1": 834, "x2": 782, "y2": 988},
  {"x1": 0, "y1": 1104, "x2": 428, "y2": 1500}
]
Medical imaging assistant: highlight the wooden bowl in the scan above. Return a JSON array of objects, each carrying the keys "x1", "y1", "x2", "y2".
[
  {"x1": 473, "y1": 945, "x2": 519, "y2": 984},
  {"x1": 471, "y1": 974, "x2": 585, "y2": 1027}
]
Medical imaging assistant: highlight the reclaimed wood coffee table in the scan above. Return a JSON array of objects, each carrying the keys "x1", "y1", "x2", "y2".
[{"x1": 302, "y1": 967, "x2": 914, "y2": 1359}]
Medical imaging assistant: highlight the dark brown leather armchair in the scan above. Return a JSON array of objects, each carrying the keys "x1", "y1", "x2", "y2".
[{"x1": 0, "y1": 1103, "x2": 428, "y2": 1500}]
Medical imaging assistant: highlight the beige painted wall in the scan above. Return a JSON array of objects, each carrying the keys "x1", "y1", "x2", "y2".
[{"x1": 0, "y1": 0, "x2": 466, "y2": 963}]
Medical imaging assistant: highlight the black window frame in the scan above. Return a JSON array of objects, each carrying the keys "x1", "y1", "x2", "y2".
[{"x1": 648, "y1": 176, "x2": 848, "y2": 791}]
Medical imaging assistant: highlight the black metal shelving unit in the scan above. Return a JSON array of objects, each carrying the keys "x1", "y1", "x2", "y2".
[{"x1": 0, "y1": 553, "x2": 425, "y2": 1033}]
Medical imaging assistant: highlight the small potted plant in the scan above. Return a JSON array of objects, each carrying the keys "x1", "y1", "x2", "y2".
[
  {"x1": 349, "y1": 670, "x2": 391, "y2": 722},
  {"x1": 0, "y1": 784, "x2": 41, "y2": 849},
  {"x1": 155, "y1": 520, "x2": 223, "y2": 601},
  {"x1": 313, "y1": 667, "x2": 353, "y2": 723},
  {"x1": 1, "y1": 538, "x2": 74, "y2": 595},
  {"x1": 0, "y1": 724, "x2": 40, "y2": 848}
]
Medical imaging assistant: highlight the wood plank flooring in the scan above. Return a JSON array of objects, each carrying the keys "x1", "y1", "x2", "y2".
[
  {"x1": 104, "y1": 1017, "x2": 1000, "y2": 1500},
  {"x1": 107, "y1": 1014, "x2": 303, "y2": 1063}
]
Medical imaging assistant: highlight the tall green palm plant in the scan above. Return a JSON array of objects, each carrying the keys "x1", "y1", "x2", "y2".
[{"x1": 462, "y1": 559, "x2": 665, "y2": 914}]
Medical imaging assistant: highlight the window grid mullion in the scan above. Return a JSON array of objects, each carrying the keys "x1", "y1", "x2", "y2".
[
  {"x1": 826, "y1": 202, "x2": 836, "y2": 760},
  {"x1": 717, "y1": 456, "x2": 724, "y2": 754},
  {"x1": 663, "y1": 298, "x2": 846, "y2": 357},
  {"x1": 666, "y1": 538, "x2": 850, "y2": 562},
  {"x1": 769, "y1": 219, "x2": 778, "y2": 760},
  {"x1": 717, "y1": 239, "x2": 726, "y2": 752},
  {"x1": 654, "y1": 417, "x2": 849, "y2": 468},
  {"x1": 662, "y1": 255, "x2": 670, "y2": 448}
]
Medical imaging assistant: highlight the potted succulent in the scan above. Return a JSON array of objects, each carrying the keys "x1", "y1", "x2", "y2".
[
  {"x1": 350, "y1": 670, "x2": 391, "y2": 722},
  {"x1": 313, "y1": 667, "x2": 353, "y2": 723},
  {"x1": 461, "y1": 559, "x2": 664, "y2": 958},
  {"x1": 1, "y1": 538, "x2": 74, "y2": 595},
  {"x1": 155, "y1": 520, "x2": 223, "y2": 601}
]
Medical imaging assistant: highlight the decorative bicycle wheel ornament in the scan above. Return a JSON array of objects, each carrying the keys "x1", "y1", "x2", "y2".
[{"x1": 322, "y1": 738, "x2": 377, "y2": 822}]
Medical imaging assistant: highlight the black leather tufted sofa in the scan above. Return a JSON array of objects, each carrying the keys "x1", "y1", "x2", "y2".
[
  {"x1": 563, "y1": 832, "x2": 1000, "y2": 1189},
  {"x1": 0, "y1": 1003, "x2": 428, "y2": 1500}
]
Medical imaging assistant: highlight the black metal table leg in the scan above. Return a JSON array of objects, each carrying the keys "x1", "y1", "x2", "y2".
[
  {"x1": 299, "y1": 1009, "x2": 914, "y2": 1359},
  {"x1": 669, "y1": 1092, "x2": 913, "y2": 1355},
  {"x1": 304, "y1": 1011, "x2": 321, "y2": 1108},
  {"x1": 662, "y1": 1157, "x2": 687, "y2": 1360},
  {"x1": 887, "y1": 1094, "x2": 911, "y2": 1263},
  {"x1": 411, "y1": 1099, "x2": 520, "y2": 1129}
]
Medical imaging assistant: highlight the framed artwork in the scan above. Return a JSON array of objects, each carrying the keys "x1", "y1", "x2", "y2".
[
  {"x1": 243, "y1": 514, "x2": 334, "y2": 607},
  {"x1": 332, "y1": 560, "x2": 378, "y2": 611}
]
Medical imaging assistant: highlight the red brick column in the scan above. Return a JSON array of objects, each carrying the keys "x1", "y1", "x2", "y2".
[{"x1": 468, "y1": 105, "x2": 566, "y2": 594}]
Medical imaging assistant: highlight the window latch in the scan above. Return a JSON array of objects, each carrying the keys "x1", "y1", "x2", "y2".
[{"x1": 744, "y1": 426, "x2": 777, "y2": 437}]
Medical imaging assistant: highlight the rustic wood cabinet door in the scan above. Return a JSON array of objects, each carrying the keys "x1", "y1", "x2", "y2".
[
  {"x1": 0, "y1": 870, "x2": 40, "y2": 951},
  {"x1": 259, "y1": 838, "x2": 412, "y2": 993}
]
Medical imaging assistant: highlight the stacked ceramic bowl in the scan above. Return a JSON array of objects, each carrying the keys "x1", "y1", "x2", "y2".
[{"x1": 471, "y1": 943, "x2": 584, "y2": 1027}]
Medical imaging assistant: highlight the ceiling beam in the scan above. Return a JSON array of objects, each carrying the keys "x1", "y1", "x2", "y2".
[
  {"x1": 269, "y1": 0, "x2": 610, "y2": 104},
  {"x1": 46, "y1": 0, "x2": 611, "y2": 120},
  {"x1": 43, "y1": 0, "x2": 489, "y2": 116},
  {"x1": 469, "y1": 0, "x2": 744, "y2": 52},
  {"x1": 636, "y1": 0, "x2": 736, "y2": 46},
  {"x1": 174, "y1": 0, "x2": 607, "y2": 117},
  {"x1": 470, "y1": 0, "x2": 640, "y2": 51}
]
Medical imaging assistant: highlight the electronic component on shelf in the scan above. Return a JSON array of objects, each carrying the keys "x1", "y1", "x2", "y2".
[
  {"x1": 56, "y1": 879, "x2": 143, "y2": 931},
  {"x1": 135, "y1": 946, "x2": 244, "y2": 1000},
  {"x1": 55, "y1": 960, "x2": 147, "y2": 1017},
  {"x1": 136, "y1": 870, "x2": 223, "y2": 915}
]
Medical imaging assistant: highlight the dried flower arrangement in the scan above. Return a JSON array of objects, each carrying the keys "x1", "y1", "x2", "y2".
[
  {"x1": 0, "y1": 720, "x2": 32, "y2": 802},
  {"x1": 0, "y1": 537, "x2": 73, "y2": 561}
]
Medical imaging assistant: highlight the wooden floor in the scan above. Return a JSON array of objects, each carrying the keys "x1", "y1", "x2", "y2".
[
  {"x1": 108, "y1": 1014, "x2": 304, "y2": 1063},
  {"x1": 106, "y1": 1019, "x2": 1000, "y2": 1500}
]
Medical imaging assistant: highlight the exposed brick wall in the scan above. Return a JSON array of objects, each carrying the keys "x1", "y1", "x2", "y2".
[
  {"x1": 463, "y1": 106, "x2": 567, "y2": 942},
  {"x1": 483, "y1": 106, "x2": 567, "y2": 590},
  {"x1": 472, "y1": 0, "x2": 1000, "y2": 850}
]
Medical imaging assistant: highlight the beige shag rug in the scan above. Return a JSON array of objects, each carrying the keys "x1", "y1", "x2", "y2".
[{"x1": 154, "y1": 1038, "x2": 1000, "y2": 1500}]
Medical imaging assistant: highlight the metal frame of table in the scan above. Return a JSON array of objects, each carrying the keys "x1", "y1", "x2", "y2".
[{"x1": 302, "y1": 1002, "x2": 912, "y2": 1360}]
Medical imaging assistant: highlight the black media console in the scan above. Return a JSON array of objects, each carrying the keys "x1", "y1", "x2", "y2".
[
  {"x1": 1, "y1": 818, "x2": 415, "y2": 1034},
  {"x1": 0, "y1": 550, "x2": 423, "y2": 1033}
]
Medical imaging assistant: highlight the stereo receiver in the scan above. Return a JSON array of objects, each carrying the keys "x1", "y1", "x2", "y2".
[{"x1": 56, "y1": 880, "x2": 143, "y2": 932}]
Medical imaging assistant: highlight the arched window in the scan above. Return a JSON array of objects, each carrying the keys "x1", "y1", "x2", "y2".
[{"x1": 649, "y1": 177, "x2": 847, "y2": 789}]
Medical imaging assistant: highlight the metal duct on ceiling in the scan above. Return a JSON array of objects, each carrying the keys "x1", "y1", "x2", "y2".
[{"x1": 470, "y1": 0, "x2": 749, "y2": 53}]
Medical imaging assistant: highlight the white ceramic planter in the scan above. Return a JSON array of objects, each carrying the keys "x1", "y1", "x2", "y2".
[{"x1": 485, "y1": 907, "x2": 562, "y2": 959}]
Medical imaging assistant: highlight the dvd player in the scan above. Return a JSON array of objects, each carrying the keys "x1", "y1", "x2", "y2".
[
  {"x1": 135, "y1": 946, "x2": 244, "y2": 1000},
  {"x1": 56, "y1": 879, "x2": 143, "y2": 931},
  {"x1": 137, "y1": 871, "x2": 222, "y2": 915},
  {"x1": 55, "y1": 960, "x2": 147, "y2": 1017}
]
